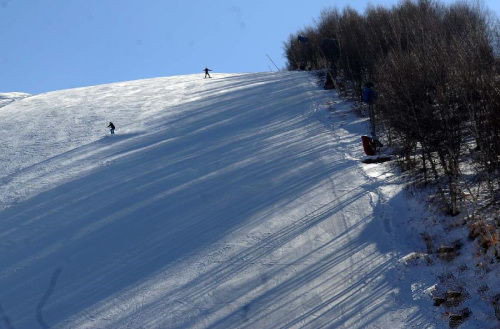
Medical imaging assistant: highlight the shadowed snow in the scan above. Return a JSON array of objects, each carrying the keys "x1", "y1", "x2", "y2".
[{"x1": 0, "y1": 72, "x2": 439, "y2": 329}]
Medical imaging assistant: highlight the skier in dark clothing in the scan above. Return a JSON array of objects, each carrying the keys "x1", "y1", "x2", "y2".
[
  {"x1": 107, "y1": 122, "x2": 115, "y2": 135},
  {"x1": 203, "y1": 67, "x2": 212, "y2": 78}
]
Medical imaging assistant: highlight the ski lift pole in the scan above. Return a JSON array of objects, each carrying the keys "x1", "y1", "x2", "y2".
[
  {"x1": 266, "y1": 54, "x2": 280, "y2": 72},
  {"x1": 362, "y1": 83, "x2": 378, "y2": 154},
  {"x1": 369, "y1": 103, "x2": 377, "y2": 152}
]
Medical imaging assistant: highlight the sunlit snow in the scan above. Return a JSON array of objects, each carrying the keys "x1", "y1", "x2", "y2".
[{"x1": 0, "y1": 72, "x2": 439, "y2": 329}]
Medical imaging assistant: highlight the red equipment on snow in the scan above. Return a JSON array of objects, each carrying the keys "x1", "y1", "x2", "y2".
[{"x1": 361, "y1": 135, "x2": 376, "y2": 156}]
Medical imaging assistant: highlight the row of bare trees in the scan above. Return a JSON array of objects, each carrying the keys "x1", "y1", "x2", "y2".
[{"x1": 284, "y1": 0, "x2": 499, "y2": 215}]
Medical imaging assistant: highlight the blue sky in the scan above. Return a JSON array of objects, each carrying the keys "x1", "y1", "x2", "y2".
[{"x1": 1, "y1": 0, "x2": 498, "y2": 94}]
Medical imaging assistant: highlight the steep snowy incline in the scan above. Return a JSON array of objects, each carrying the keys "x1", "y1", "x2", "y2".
[{"x1": 0, "y1": 72, "x2": 437, "y2": 329}]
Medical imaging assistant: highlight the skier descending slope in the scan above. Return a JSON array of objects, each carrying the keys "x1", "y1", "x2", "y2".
[
  {"x1": 107, "y1": 121, "x2": 115, "y2": 135},
  {"x1": 203, "y1": 67, "x2": 212, "y2": 78}
]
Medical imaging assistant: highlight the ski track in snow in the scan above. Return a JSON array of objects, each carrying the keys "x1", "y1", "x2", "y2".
[{"x1": 0, "y1": 72, "x2": 441, "y2": 328}]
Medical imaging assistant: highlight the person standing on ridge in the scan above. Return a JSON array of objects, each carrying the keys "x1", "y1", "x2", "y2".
[
  {"x1": 203, "y1": 67, "x2": 212, "y2": 78},
  {"x1": 107, "y1": 122, "x2": 115, "y2": 135}
]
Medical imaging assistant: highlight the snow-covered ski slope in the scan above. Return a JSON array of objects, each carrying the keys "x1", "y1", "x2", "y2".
[{"x1": 0, "y1": 72, "x2": 438, "y2": 329}]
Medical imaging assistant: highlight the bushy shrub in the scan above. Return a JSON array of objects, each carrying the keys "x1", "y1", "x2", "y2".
[{"x1": 284, "y1": 0, "x2": 499, "y2": 214}]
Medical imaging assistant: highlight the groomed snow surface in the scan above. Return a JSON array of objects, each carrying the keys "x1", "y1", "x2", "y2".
[{"x1": 1, "y1": 72, "x2": 444, "y2": 328}]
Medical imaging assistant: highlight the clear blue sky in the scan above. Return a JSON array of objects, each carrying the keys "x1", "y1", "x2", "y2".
[{"x1": 1, "y1": 0, "x2": 498, "y2": 94}]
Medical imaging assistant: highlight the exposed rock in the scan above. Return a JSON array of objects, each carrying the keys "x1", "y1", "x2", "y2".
[
  {"x1": 448, "y1": 308, "x2": 471, "y2": 328},
  {"x1": 444, "y1": 290, "x2": 466, "y2": 307},
  {"x1": 493, "y1": 294, "x2": 500, "y2": 321},
  {"x1": 437, "y1": 245, "x2": 460, "y2": 261},
  {"x1": 433, "y1": 296, "x2": 446, "y2": 306}
]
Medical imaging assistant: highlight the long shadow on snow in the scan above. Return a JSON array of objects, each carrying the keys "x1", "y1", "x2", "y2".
[
  {"x1": 146, "y1": 94, "x2": 439, "y2": 328},
  {"x1": 0, "y1": 72, "x2": 335, "y2": 328},
  {"x1": 172, "y1": 188, "x2": 434, "y2": 329}
]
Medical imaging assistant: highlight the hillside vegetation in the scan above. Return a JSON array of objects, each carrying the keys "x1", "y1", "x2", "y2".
[{"x1": 284, "y1": 0, "x2": 499, "y2": 218}]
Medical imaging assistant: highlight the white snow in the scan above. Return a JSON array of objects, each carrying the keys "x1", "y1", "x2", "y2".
[
  {"x1": 0, "y1": 92, "x2": 31, "y2": 108},
  {"x1": 0, "y1": 72, "x2": 446, "y2": 328}
]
